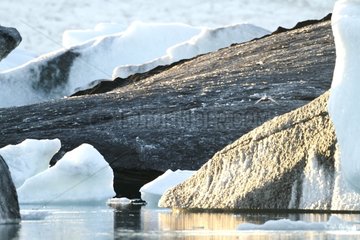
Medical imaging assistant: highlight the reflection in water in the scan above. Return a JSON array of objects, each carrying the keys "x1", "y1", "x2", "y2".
[
  {"x1": 156, "y1": 210, "x2": 332, "y2": 231},
  {"x1": 19, "y1": 205, "x2": 114, "y2": 240},
  {"x1": 0, "y1": 224, "x2": 20, "y2": 240},
  {"x1": 158, "y1": 211, "x2": 243, "y2": 231},
  {"x1": 113, "y1": 206, "x2": 360, "y2": 240},
  {"x1": 18, "y1": 204, "x2": 360, "y2": 240},
  {"x1": 113, "y1": 204, "x2": 142, "y2": 232}
]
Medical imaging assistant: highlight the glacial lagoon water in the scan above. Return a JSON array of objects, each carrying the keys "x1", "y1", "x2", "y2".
[{"x1": 3, "y1": 204, "x2": 360, "y2": 239}]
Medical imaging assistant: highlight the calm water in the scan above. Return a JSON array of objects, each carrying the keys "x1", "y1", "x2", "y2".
[{"x1": 2, "y1": 204, "x2": 360, "y2": 239}]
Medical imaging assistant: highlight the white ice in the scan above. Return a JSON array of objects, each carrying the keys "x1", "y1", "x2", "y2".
[
  {"x1": 112, "y1": 23, "x2": 270, "y2": 79},
  {"x1": 0, "y1": 48, "x2": 37, "y2": 72},
  {"x1": 140, "y1": 169, "x2": 195, "y2": 208},
  {"x1": 106, "y1": 197, "x2": 132, "y2": 208},
  {"x1": 17, "y1": 143, "x2": 115, "y2": 204},
  {"x1": 20, "y1": 209, "x2": 51, "y2": 221},
  {"x1": 237, "y1": 216, "x2": 357, "y2": 231},
  {"x1": 288, "y1": 151, "x2": 333, "y2": 210},
  {"x1": 68, "y1": 21, "x2": 202, "y2": 88},
  {"x1": 0, "y1": 139, "x2": 61, "y2": 188},
  {"x1": 0, "y1": 0, "x2": 337, "y2": 109},
  {"x1": 330, "y1": 148, "x2": 360, "y2": 211},
  {"x1": 62, "y1": 22, "x2": 124, "y2": 48},
  {"x1": 0, "y1": 21, "x2": 269, "y2": 108},
  {"x1": 328, "y1": 0, "x2": 360, "y2": 193},
  {"x1": 0, "y1": 0, "x2": 335, "y2": 55}
]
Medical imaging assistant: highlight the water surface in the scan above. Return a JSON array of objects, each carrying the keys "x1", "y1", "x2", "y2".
[{"x1": 3, "y1": 204, "x2": 360, "y2": 239}]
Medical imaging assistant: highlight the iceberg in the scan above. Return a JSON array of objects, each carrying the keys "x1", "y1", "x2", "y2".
[
  {"x1": 68, "y1": 21, "x2": 203, "y2": 83},
  {"x1": 16, "y1": 143, "x2": 115, "y2": 204},
  {"x1": 0, "y1": 0, "x2": 334, "y2": 55},
  {"x1": 112, "y1": 23, "x2": 270, "y2": 78},
  {"x1": 0, "y1": 139, "x2": 116, "y2": 205},
  {"x1": 140, "y1": 169, "x2": 195, "y2": 208},
  {"x1": 328, "y1": 0, "x2": 360, "y2": 192},
  {"x1": 0, "y1": 139, "x2": 61, "y2": 188},
  {"x1": 0, "y1": 21, "x2": 269, "y2": 108}
]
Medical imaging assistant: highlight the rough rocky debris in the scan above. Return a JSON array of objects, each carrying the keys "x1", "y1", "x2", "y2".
[
  {"x1": 0, "y1": 18, "x2": 334, "y2": 198},
  {"x1": 0, "y1": 26, "x2": 21, "y2": 62},
  {"x1": 0, "y1": 155, "x2": 20, "y2": 223},
  {"x1": 159, "y1": 92, "x2": 338, "y2": 210}
]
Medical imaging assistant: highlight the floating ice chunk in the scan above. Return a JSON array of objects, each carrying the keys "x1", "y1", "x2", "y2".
[
  {"x1": 0, "y1": 139, "x2": 61, "y2": 188},
  {"x1": 238, "y1": 219, "x2": 326, "y2": 231},
  {"x1": 107, "y1": 198, "x2": 146, "y2": 209},
  {"x1": 237, "y1": 216, "x2": 357, "y2": 231},
  {"x1": 107, "y1": 197, "x2": 131, "y2": 206},
  {"x1": 140, "y1": 169, "x2": 195, "y2": 208},
  {"x1": 20, "y1": 210, "x2": 51, "y2": 221},
  {"x1": 326, "y1": 215, "x2": 358, "y2": 231},
  {"x1": 17, "y1": 143, "x2": 115, "y2": 204}
]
